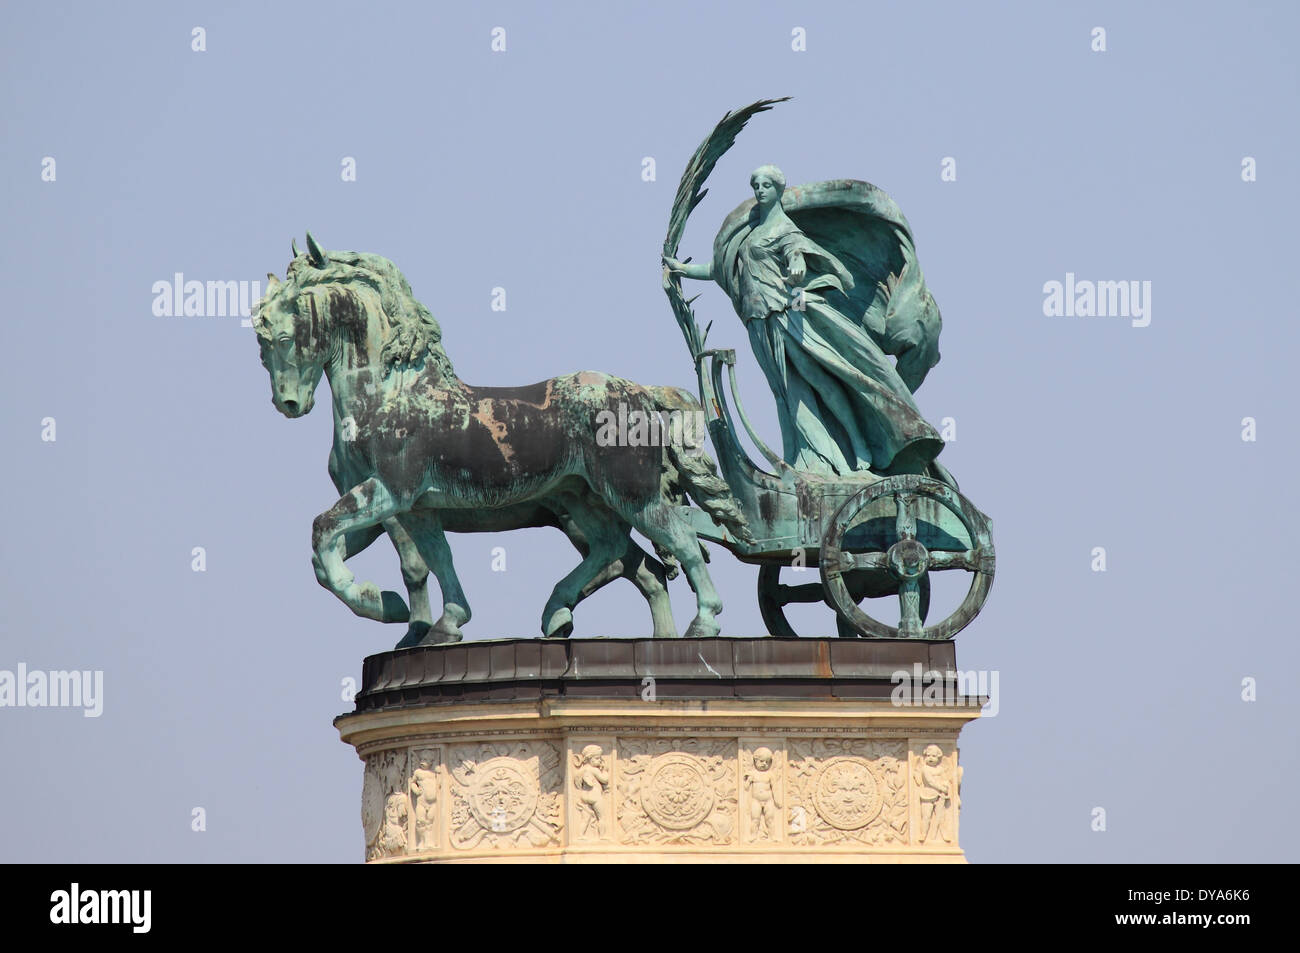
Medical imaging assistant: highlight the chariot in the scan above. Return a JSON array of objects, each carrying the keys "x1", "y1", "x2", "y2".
[
  {"x1": 664, "y1": 99, "x2": 995, "y2": 640},
  {"x1": 677, "y1": 347, "x2": 994, "y2": 640}
]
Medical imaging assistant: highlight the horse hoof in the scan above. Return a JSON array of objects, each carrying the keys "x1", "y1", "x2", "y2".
[
  {"x1": 424, "y1": 623, "x2": 463, "y2": 645},
  {"x1": 684, "y1": 617, "x2": 721, "y2": 639},
  {"x1": 544, "y1": 608, "x2": 574, "y2": 638},
  {"x1": 394, "y1": 621, "x2": 431, "y2": 649},
  {"x1": 381, "y1": 590, "x2": 410, "y2": 623}
]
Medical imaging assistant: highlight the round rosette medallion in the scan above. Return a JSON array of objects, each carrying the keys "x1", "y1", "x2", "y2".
[
  {"x1": 641, "y1": 754, "x2": 714, "y2": 830},
  {"x1": 467, "y1": 757, "x2": 538, "y2": 833},
  {"x1": 812, "y1": 757, "x2": 883, "y2": 830}
]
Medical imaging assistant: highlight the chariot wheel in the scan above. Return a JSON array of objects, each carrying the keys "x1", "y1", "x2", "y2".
[
  {"x1": 820, "y1": 474, "x2": 994, "y2": 640},
  {"x1": 757, "y1": 564, "x2": 818, "y2": 638},
  {"x1": 757, "y1": 564, "x2": 929, "y2": 638}
]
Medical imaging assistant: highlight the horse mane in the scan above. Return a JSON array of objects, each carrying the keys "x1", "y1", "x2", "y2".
[{"x1": 256, "y1": 249, "x2": 457, "y2": 382}]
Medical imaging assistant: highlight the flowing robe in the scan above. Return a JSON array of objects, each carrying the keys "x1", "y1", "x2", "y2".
[{"x1": 714, "y1": 211, "x2": 943, "y2": 476}]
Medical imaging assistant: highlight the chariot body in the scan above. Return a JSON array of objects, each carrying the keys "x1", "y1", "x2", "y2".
[{"x1": 680, "y1": 347, "x2": 994, "y2": 640}]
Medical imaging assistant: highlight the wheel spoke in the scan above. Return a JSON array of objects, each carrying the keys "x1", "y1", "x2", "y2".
[
  {"x1": 822, "y1": 475, "x2": 995, "y2": 642},
  {"x1": 898, "y1": 577, "x2": 924, "y2": 638},
  {"x1": 894, "y1": 491, "x2": 917, "y2": 541},
  {"x1": 834, "y1": 551, "x2": 889, "y2": 573},
  {"x1": 927, "y1": 549, "x2": 980, "y2": 571}
]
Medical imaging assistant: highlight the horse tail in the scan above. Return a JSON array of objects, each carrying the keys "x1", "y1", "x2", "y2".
[
  {"x1": 665, "y1": 445, "x2": 756, "y2": 546},
  {"x1": 649, "y1": 385, "x2": 756, "y2": 547}
]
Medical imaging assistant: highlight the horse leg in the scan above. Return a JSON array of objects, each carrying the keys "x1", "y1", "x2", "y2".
[
  {"x1": 398, "y1": 510, "x2": 471, "y2": 644},
  {"x1": 312, "y1": 526, "x2": 383, "y2": 590},
  {"x1": 311, "y1": 479, "x2": 409, "y2": 622},
  {"x1": 558, "y1": 499, "x2": 678, "y2": 639},
  {"x1": 312, "y1": 524, "x2": 429, "y2": 643},
  {"x1": 623, "y1": 502, "x2": 723, "y2": 639},
  {"x1": 540, "y1": 495, "x2": 628, "y2": 638},
  {"x1": 622, "y1": 540, "x2": 676, "y2": 638},
  {"x1": 384, "y1": 518, "x2": 436, "y2": 649},
  {"x1": 573, "y1": 534, "x2": 676, "y2": 638}
]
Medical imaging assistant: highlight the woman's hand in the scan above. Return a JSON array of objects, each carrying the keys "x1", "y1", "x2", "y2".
[
  {"x1": 663, "y1": 255, "x2": 712, "y2": 281},
  {"x1": 783, "y1": 252, "x2": 806, "y2": 286}
]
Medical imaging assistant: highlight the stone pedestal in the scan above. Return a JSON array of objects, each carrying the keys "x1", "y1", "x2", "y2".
[{"x1": 335, "y1": 638, "x2": 981, "y2": 863}]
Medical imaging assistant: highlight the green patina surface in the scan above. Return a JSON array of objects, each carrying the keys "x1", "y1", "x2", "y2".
[
  {"x1": 250, "y1": 100, "x2": 994, "y2": 642},
  {"x1": 658, "y1": 99, "x2": 994, "y2": 639},
  {"x1": 253, "y1": 234, "x2": 750, "y2": 645}
]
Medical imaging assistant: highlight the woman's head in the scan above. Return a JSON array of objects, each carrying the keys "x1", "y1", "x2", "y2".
[{"x1": 750, "y1": 165, "x2": 786, "y2": 207}]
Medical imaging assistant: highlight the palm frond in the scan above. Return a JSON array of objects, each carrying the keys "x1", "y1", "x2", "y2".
[
  {"x1": 664, "y1": 98, "x2": 790, "y2": 258},
  {"x1": 663, "y1": 98, "x2": 790, "y2": 360}
]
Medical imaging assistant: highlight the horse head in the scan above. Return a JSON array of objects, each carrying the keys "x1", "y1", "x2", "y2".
[
  {"x1": 254, "y1": 234, "x2": 458, "y2": 420},
  {"x1": 250, "y1": 233, "x2": 337, "y2": 418}
]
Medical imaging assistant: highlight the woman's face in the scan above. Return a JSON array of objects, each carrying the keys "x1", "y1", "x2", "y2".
[{"x1": 752, "y1": 175, "x2": 779, "y2": 207}]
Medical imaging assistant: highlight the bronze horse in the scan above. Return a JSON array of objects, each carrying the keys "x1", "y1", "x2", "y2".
[{"x1": 253, "y1": 236, "x2": 752, "y2": 644}]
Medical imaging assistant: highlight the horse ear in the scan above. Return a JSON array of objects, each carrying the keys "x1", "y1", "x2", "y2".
[
  {"x1": 266, "y1": 273, "x2": 279, "y2": 287},
  {"x1": 306, "y1": 232, "x2": 328, "y2": 268},
  {"x1": 291, "y1": 238, "x2": 300, "y2": 259}
]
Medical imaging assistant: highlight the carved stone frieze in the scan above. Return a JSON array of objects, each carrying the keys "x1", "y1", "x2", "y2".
[
  {"x1": 617, "y1": 737, "x2": 737, "y2": 845},
  {"x1": 447, "y1": 741, "x2": 563, "y2": 850},
  {"x1": 912, "y1": 742, "x2": 962, "y2": 845},
  {"x1": 786, "y1": 738, "x2": 909, "y2": 847},
  {"x1": 346, "y1": 720, "x2": 971, "y2": 861},
  {"x1": 362, "y1": 748, "x2": 409, "y2": 861}
]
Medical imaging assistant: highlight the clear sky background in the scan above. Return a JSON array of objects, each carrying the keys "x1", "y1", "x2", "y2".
[{"x1": 2, "y1": 0, "x2": 1296, "y2": 862}]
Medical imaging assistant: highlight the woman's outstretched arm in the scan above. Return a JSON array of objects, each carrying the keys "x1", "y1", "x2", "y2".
[{"x1": 663, "y1": 255, "x2": 713, "y2": 281}]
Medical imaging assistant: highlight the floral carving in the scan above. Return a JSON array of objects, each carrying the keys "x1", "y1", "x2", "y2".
[
  {"x1": 786, "y1": 739, "x2": 908, "y2": 846},
  {"x1": 617, "y1": 738, "x2": 736, "y2": 845},
  {"x1": 447, "y1": 741, "x2": 563, "y2": 850}
]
